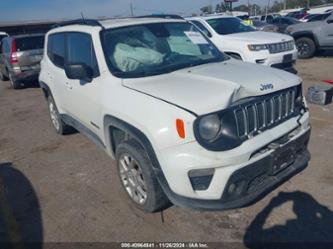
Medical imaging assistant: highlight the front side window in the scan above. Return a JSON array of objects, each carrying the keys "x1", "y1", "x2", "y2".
[
  {"x1": 47, "y1": 34, "x2": 65, "y2": 68},
  {"x1": 66, "y1": 32, "x2": 99, "y2": 77},
  {"x1": 207, "y1": 17, "x2": 256, "y2": 35},
  {"x1": 101, "y1": 22, "x2": 225, "y2": 78}
]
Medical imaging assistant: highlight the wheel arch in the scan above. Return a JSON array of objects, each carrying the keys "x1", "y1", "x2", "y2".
[
  {"x1": 103, "y1": 115, "x2": 159, "y2": 169},
  {"x1": 224, "y1": 51, "x2": 244, "y2": 61},
  {"x1": 293, "y1": 31, "x2": 319, "y2": 48},
  {"x1": 39, "y1": 81, "x2": 51, "y2": 99}
]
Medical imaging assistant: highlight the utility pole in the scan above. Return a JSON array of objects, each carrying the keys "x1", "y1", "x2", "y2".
[
  {"x1": 248, "y1": 0, "x2": 250, "y2": 16},
  {"x1": 284, "y1": 0, "x2": 287, "y2": 10},
  {"x1": 130, "y1": 3, "x2": 134, "y2": 17}
]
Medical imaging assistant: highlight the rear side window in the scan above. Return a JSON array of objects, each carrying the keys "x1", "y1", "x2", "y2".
[
  {"x1": 66, "y1": 32, "x2": 99, "y2": 77},
  {"x1": 15, "y1": 36, "x2": 44, "y2": 51},
  {"x1": 47, "y1": 34, "x2": 65, "y2": 68}
]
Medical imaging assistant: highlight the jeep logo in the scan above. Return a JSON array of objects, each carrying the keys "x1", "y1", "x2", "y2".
[{"x1": 260, "y1": 84, "x2": 274, "y2": 91}]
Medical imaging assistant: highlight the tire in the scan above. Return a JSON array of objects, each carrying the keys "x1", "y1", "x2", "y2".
[
  {"x1": 115, "y1": 139, "x2": 170, "y2": 213},
  {"x1": 47, "y1": 95, "x2": 75, "y2": 135},
  {"x1": 0, "y1": 70, "x2": 8, "y2": 81},
  {"x1": 296, "y1": 37, "x2": 316, "y2": 59},
  {"x1": 8, "y1": 72, "x2": 21, "y2": 89}
]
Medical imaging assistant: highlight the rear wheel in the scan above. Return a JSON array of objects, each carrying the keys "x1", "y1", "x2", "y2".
[
  {"x1": 0, "y1": 70, "x2": 8, "y2": 81},
  {"x1": 116, "y1": 139, "x2": 170, "y2": 213},
  {"x1": 296, "y1": 37, "x2": 316, "y2": 59},
  {"x1": 8, "y1": 73, "x2": 21, "y2": 89},
  {"x1": 47, "y1": 96, "x2": 75, "y2": 135}
]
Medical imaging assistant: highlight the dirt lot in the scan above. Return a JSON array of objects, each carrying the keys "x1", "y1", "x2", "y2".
[{"x1": 0, "y1": 56, "x2": 333, "y2": 247}]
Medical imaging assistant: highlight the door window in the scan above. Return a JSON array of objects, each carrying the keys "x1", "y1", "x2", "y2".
[{"x1": 66, "y1": 32, "x2": 99, "y2": 77}]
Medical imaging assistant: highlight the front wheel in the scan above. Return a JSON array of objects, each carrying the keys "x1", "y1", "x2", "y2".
[
  {"x1": 116, "y1": 139, "x2": 170, "y2": 213},
  {"x1": 296, "y1": 37, "x2": 316, "y2": 59}
]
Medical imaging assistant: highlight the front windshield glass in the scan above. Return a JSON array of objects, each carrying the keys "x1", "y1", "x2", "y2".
[
  {"x1": 207, "y1": 17, "x2": 256, "y2": 35},
  {"x1": 101, "y1": 22, "x2": 226, "y2": 78}
]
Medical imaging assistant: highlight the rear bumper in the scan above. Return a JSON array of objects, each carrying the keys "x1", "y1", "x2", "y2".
[
  {"x1": 12, "y1": 68, "x2": 40, "y2": 81},
  {"x1": 156, "y1": 128, "x2": 311, "y2": 211}
]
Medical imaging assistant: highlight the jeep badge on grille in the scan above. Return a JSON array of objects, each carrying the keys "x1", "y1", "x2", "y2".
[{"x1": 260, "y1": 84, "x2": 274, "y2": 91}]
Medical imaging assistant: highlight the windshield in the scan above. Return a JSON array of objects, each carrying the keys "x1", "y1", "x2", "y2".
[
  {"x1": 207, "y1": 17, "x2": 256, "y2": 35},
  {"x1": 101, "y1": 22, "x2": 226, "y2": 78}
]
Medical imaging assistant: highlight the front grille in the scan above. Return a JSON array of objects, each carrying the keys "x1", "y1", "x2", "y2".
[
  {"x1": 267, "y1": 41, "x2": 294, "y2": 54},
  {"x1": 234, "y1": 88, "x2": 297, "y2": 138}
]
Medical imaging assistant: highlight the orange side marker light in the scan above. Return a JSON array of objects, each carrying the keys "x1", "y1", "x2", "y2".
[{"x1": 176, "y1": 119, "x2": 186, "y2": 139}]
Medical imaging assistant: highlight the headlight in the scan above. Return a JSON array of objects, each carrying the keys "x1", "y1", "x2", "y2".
[
  {"x1": 194, "y1": 111, "x2": 242, "y2": 151},
  {"x1": 198, "y1": 114, "x2": 221, "y2": 141},
  {"x1": 248, "y1": 44, "x2": 268, "y2": 51}
]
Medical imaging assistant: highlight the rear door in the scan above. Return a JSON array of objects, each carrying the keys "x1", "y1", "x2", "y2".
[
  {"x1": 46, "y1": 33, "x2": 68, "y2": 113},
  {"x1": 15, "y1": 35, "x2": 44, "y2": 71}
]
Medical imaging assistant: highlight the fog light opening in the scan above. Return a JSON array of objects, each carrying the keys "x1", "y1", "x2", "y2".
[{"x1": 188, "y1": 168, "x2": 215, "y2": 191}]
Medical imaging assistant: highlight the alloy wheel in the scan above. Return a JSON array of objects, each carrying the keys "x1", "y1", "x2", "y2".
[
  {"x1": 49, "y1": 101, "x2": 60, "y2": 131},
  {"x1": 119, "y1": 153, "x2": 148, "y2": 205}
]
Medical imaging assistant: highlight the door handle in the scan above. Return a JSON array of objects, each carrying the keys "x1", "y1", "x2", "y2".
[{"x1": 65, "y1": 82, "x2": 73, "y2": 90}]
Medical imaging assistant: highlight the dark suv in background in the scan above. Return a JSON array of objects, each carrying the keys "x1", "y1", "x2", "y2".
[{"x1": 0, "y1": 33, "x2": 44, "y2": 89}]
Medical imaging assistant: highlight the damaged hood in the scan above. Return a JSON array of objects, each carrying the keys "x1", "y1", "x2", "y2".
[{"x1": 122, "y1": 59, "x2": 302, "y2": 115}]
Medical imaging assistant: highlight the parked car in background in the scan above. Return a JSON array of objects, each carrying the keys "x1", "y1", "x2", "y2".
[
  {"x1": 0, "y1": 34, "x2": 44, "y2": 89},
  {"x1": 187, "y1": 16, "x2": 298, "y2": 73},
  {"x1": 299, "y1": 14, "x2": 319, "y2": 22},
  {"x1": 39, "y1": 17, "x2": 311, "y2": 213},
  {"x1": 260, "y1": 14, "x2": 274, "y2": 23},
  {"x1": 286, "y1": 12, "x2": 333, "y2": 58},
  {"x1": 286, "y1": 9, "x2": 308, "y2": 19},
  {"x1": 252, "y1": 20, "x2": 278, "y2": 32},
  {"x1": 0, "y1": 31, "x2": 8, "y2": 42},
  {"x1": 270, "y1": 17, "x2": 300, "y2": 33},
  {"x1": 307, "y1": 13, "x2": 332, "y2": 22}
]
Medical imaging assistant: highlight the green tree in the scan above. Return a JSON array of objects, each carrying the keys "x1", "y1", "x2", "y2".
[
  {"x1": 233, "y1": 4, "x2": 250, "y2": 12},
  {"x1": 200, "y1": 5, "x2": 213, "y2": 14}
]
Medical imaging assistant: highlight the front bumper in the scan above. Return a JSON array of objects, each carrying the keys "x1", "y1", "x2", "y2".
[
  {"x1": 157, "y1": 128, "x2": 310, "y2": 211},
  {"x1": 244, "y1": 48, "x2": 298, "y2": 74}
]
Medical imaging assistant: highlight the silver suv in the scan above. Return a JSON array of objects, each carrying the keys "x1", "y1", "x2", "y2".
[
  {"x1": 286, "y1": 12, "x2": 333, "y2": 58},
  {"x1": 0, "y1": 34, "x2": 44, "y2": 89}
]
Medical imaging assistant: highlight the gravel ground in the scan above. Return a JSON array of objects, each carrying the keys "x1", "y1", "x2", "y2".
[{"x1": 0, "y1": 56, "x2": 332, "y2": 248}]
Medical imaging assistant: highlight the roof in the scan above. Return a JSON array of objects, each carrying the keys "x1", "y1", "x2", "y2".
[
  {"x1": 100, "y1": 17, "x2": 186, "y2": 29},
  {"x1": 10, "y1": 33, "x2": 45, "y2": 38},
  {"x1": 47, "y1": 16, "x2": 187, "y2": 35},
  {"x1": 187, "y1": 15, "x2": 239, "y2": 21}
]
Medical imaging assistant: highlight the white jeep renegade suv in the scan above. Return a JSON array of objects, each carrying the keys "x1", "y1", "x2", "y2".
[{"x1": 39, "y1": 16, "x2": 311, "y2": 213}]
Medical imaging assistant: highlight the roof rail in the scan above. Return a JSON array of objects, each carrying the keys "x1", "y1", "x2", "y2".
[
  {"x1": 134, "y1": 14, "x2": 184, "y2": 20},
  {"x1": 52, "y1": 19, "x2": 103, "y2": 28}
]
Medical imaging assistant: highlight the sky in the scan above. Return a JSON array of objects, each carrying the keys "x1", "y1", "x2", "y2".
[{"x1": 0, "y1": 0, "x2": 265, "y2": 23}]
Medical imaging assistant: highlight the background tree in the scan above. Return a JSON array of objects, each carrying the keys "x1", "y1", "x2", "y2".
[{"x1": 200, "y1": 5, "x2": 213, "y2": 14}]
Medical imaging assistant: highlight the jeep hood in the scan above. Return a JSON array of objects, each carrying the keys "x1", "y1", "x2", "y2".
[
  {"x1": 223, "y1": 31, "x2": 293, "y2": 44},
  {"x1": 122, "y1": 60, "x2": 301, "y2": 115}
]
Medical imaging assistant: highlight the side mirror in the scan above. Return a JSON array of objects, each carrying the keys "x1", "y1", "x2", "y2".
[{"x1": 64, "y1": 63, "x2": 93, "y2": 82}]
